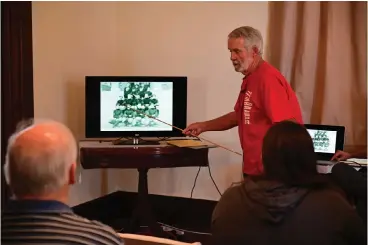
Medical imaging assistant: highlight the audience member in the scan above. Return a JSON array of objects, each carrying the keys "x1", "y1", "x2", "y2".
[
  {"x1": 211, "y1": 121, "x2": 366, "y2": 245},
  {"x1": 2, "y1": 119, "x2": 124, "y2": 245}
]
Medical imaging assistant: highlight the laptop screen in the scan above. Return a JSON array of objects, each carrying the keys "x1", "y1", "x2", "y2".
[
  {"x1": 304, "y1": 124, "x2": 345, "y2": 159},
  {"x1": 307, "y1": 129, "x2": 337, "y2": 154}
]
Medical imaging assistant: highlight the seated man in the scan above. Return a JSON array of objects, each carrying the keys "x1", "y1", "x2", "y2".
[
  {"x1": 2, "y1": 119, "x2": 124, "y2": 245},
  {"x1": 211, "y1": 121, "x2": 366, "y2": 245}
]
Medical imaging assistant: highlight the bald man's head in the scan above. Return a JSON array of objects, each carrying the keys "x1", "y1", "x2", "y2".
[{"x1": 4, "y1": 119, "x2": 77, "y2": 198}]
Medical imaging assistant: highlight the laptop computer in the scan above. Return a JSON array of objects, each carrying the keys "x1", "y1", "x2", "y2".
[{"x1": 305, "y1": 124, "x2": 345, "y2": 163}]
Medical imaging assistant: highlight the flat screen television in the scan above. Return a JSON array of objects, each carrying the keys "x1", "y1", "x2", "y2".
[{"x1": 85, "y1": 76, "x2": 187, "y2": 140}]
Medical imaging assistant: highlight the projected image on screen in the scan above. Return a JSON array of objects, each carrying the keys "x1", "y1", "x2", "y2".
[
  {"x1": 307, "y1": 129, "x2": 337, "y2": 154},
  {"x1": 100, "y1": 81, "x2": 173, "y2": 131}
]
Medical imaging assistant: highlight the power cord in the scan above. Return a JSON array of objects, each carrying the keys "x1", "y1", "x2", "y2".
[
  {"x1": 190, "y1": 167, "x2": 201, "y2": 198},
  {"x1": 190, "y1": 164, "x2": 222, "y2": 198},
  {"x1": 208, "y1": 163, "x2": 222, "y2": 197},
  {"x1": 190, "y1": 135, "x2": 223, "y2": 198}
]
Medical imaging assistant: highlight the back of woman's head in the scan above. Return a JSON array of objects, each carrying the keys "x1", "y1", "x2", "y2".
[{"x1": 262, "y1": 121, "x2": 322, "y2": 187}]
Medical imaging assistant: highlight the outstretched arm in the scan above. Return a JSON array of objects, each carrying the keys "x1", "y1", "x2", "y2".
[
  {"x1": 183, "y1": 112, "x2": 238, "y2": 136},
  {"x1": 203, "y1": 112, "x2": 238, "y2": 131}
]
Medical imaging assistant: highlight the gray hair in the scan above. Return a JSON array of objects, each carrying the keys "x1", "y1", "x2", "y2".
[
  {"x1": 4, "y1": 119, "x2": 77, "y2": 197},
  {"x1": 228, "y1": 26, "x2": 264, "y2": 56}
]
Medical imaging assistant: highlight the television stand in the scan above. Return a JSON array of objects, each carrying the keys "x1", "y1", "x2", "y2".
[
  {"x1": 79, "y1": 141, "x2": 211, "y2": 238},
  {"x1": 112, "y1": 137, "x2": 161, "y2": 146}
]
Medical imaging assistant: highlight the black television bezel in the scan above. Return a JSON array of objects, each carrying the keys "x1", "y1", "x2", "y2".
[
  {"x1": 304, "y1": 124, "x2": 345, "y2": 160},
  {"x1": 85, "y1": 76, "x2": 187, "y2": 138}
]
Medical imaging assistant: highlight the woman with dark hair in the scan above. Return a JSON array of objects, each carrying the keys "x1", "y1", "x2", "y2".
[
  {"x1": 211, "y1": 121, "x2": 366, "y2": 245},
  {"x1": 261, "y1": 120, "x2": 325, "y2": 187}
]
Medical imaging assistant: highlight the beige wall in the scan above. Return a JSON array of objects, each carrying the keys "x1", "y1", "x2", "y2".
[{"x1": 32, "y1": 1, "x2": 269, "y2": 206}]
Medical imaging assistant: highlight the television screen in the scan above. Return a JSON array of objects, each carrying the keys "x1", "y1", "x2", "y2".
[
  {"x1": 85, "y1": 76, "x2": 187, "y2": 138},
  {"x1": 100, "y1": 81, "x2": 173, "y2": 131}
]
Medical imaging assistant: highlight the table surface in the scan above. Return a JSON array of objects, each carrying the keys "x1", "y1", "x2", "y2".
[
  {"x1": 79, "y1": 141, "x2": 367, "y2": 172},
  {"x1": 79, "y1": 140, "x2": 210, "y2": 169},
  {"x1": 317, "y1": 159, "x2": 367, "y2": 174}
]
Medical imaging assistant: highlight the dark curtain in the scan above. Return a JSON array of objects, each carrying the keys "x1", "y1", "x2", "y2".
[{"x1": 1, "y1": 1, "x2": 34, "y2": 207}]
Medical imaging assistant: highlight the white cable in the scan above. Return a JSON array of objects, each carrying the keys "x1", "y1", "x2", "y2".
[{"x1": 157, "y1": 222, "x2": 211, "y2": 235}]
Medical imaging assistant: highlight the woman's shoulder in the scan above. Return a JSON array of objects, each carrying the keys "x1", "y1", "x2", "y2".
[{"x1": 303, "y1": 186, "x2": 353, "y2": 212}]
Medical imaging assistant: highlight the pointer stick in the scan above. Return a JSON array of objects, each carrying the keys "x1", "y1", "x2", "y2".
[{"x1": 127, "y1": 106, "x2": 243, "y2": 156}]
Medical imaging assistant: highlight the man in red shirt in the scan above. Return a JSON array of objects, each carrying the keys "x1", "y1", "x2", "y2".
[{"x1": 183, "y1": 26, "x2": 303, "y2": 176}]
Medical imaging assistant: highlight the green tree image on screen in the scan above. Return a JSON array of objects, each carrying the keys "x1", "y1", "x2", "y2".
[
  {"x1": 107, "y1": 82, "x2": 159, "y2": 128},
  {"x1": 312, "y1": 130, "x2": 330, "y2": 150}
]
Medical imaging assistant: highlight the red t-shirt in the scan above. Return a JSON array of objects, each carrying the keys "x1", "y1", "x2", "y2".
[{"x1": 234, "y1": 61, "x2": 303, "y2": 175}]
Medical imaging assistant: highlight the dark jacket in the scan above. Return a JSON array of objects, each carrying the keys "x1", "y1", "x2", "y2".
[
  {"x1": 331, "y1": 163, "x2": 367, "y2": 225},
  {"x1": 211, "y1": 177, "x2": 366, "y2": 245}
]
